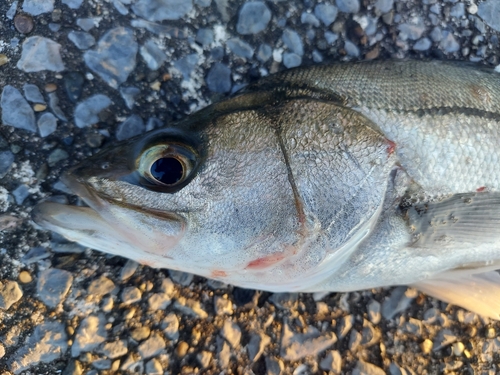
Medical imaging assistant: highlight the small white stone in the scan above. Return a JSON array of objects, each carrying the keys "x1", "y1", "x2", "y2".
[{"x1": 468, "y1": 3, "x2": 478, "y2": 14}]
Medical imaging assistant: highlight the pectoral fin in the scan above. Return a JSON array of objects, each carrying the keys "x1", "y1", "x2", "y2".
[{"x1": 413, "y1": 269, "x2": 500, "y2": 320}]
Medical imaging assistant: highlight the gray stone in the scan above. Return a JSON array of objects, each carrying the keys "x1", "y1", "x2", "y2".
[
  {"x1": 162, "y1": 313, "x2": 179, "y2": 340},
  {"x1": 195, "y1": 0, "x2": 211, "y2": 6},
  {"x1": 130, "y1": 19, "x2": 188, "y2": 37},
  {"x1": 344, "y1": 40, "x2": 360, "y2": 57},
  {"x1": 62, "y1": 0, "x2": 84, "y2": 9},
  {"x1": 92, "y1": 359, "x2": 111, "y2": 370},
  {"x1": 301, "y1": 12, "x2": 320, "y2": 27},
  {"x1": 84, "y1": 27, "x2": 138, "y2": 89},
  {"x1": 132, "y1": 0, "x2": 193, "y2": 21},
  {"x1": 112, "y1": 0, "x2": 129, "y2": 15},
  {"x1": 440, "y1": 31, "x2": 460, "y2": 53},
  {"x1": 236, "y1": 1, "x2": 271, "y2": 35},
  {"x1": 283, "y1": 53, "x2": 302, "y2": 68},
  {"x1": 353, "y1": 361, "x2": 385, "y2": 375},
  {"x1": 120, "y1": 87, "x2": 141, "y2": 109},
  {"x1": 0, "y1": 150, "x2": 14, "y2": 178},
  {"x1": 281, "y1": 323, "x2": 337, "y2": 361},
  {"x1": 116, "y1": 114, "x2": 145, "y2": 141},
  {"x1": 0, "y1": 281, "x2": 22, "y2": 310},
  {"x1": 74, "y1": 94, "x2": 112, "y2": 128},
  {"x1": 120, "y1": 259, "x2": 139, "y2": 281},
  {"x1": 72, "y1": 315, "x2": 107, "y2": 357},
  {"x1": 38, "y1": 112, "x2": 58, "y2": 137},
  {"x1": 382, "y1": 287, "x2": 417, "y2": 320},
  {"x1": 88, "y1": 276, "x2": 115, "y2": 297},
  {"x1": 348, "y1": 330, "x2": 362, "y2": 351},
  {"x1": 197, "y1": 351, "x2": 212, "y2": 369},
  {"x1": 214, "y1": 296, "x2": 233, "y2": 315},
  {"x1": 121, "y1": 286, "x2": 142, "y2": 304},
  {"x1": 314, "y1": 3, "x2": 338, "y2": 26},
  {"x1": 37, "y1": 268, "x2": 73, "y2": 308},
  {"x1": 145, "y1": 358, "x2": 163, "y2": 374},
  {"x1": 398, "y1": 21, "x2": 426, "y2": 40},
  {"x1": 174, "y1": 296, "x2": 208, "y2": 318},
  {"x1": 17, "y1": 36, "x2": 65, "y2": 72},
  {"x1": 430, "y1": 26, "x2": 442, "y2": 42},
  {"x1": 413, "y1": 37, "x2": 432, "y2": 51},
  {"x1": 10, "y1": 321, "x2": 67, "y2": 374},
  {"x1": 68, "y1": 31, "x2": 95, "y2": 50},
  {"x1": 336, "y1": 0, "x2": 360, "y2": 13},
  {"x1": 312, "y1": 50, "x2": 323, "y2": 62},
  {"x1": 374, "y1": 0, "x2": 393, "y2": 13},
  {"x1": 22, "y1": 246, "x2": 51, "y2": 264},
  {"x1": 269, "y1": 293, "x2": 298, "y2": 310},
  {"x1": 12, "y1": 184, "x2": 30, "y2": 205},
  {"x1": 282, "y1": 29, "x2": 303, "y2": 56},
  {"x1": 325, "y1": 31, "x2": 339, "y2": 44},
  {"x1": 99, "y1": 340, "x2": 128, "y2": 359},
  {"x1": 23, "y1": 84, "x2": 45, "y2": 103},
  {"x1": 221, "y1": 320, "x2": 241, "y2": 349},
  {"x1": 217, "y1": 336, "x2": 231, "y2": 367},
  {"x1": 478, "y1": 0, "x2": 500, "y2": 32},
  {"x1": 76, "y1": 18, "x2": 97, "y2": 31},
  {"x1": 62, "y1": 360, "x2": 82, "y2": 375},
  {"x1": 337, "y1": 314, "x2": 353, "y2": 339},
  {"x1": 265, "y1": 357, "x2": 284, "y2": 375},
  {"x1": 6, "y1": 1, "x2": 18, "y2": 19},
  {"x1": 48, "y1": 92, "x2": 68, "y2": 121},
  {"x1": 138, "y1": 333, "x2": 166, "y2": 359},
  {"x1": 22, "y1": 0, "x2": 54, "y2": 15},
  {"x1": 227, "y1": 38, "x2": 254, "y2": 59},
  {"x1": 47, "y1": 148, "x2": 69, "y2": 166},
  {"x1": 320, "y1": 350, "x2": 342, "y2": 373},
  {"x1": 247, "y1": 332, "x2": 270, "y2": 362},
  {"x1": 257, "y1": 44, "x2": 272, "y2": 62},
  {"x1": 140, "y1": 40, "x2": 167, "y2": 70},
  {"x1": 450, "y1": 2, "x2": 465, "y2": 17},
  {"x1": 173, "y1": 54, "x2": 199, "y2": 80},
  {"x1": 206, "y1": 63, "x2": 231, "y2": 93},
  {"x1": 433, "y1": 329, "x2": 457, "y2": 351},
  {"x1": 367, "y1": 300, "x2": 381, "y2": 324},
  {"x1": 196, "y1": 28, "x2": 214, "y2": 47},
  {"x1": 1, "y1": 85, "x2": 36, "y2": 132},
  {"x1": 148, "y1": 293, "x2": 172, "y2": 310}
]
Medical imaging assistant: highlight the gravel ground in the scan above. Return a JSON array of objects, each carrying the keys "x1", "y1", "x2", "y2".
[{"x1": 1, "y1": 0, "x2": 500, "y2": 374}]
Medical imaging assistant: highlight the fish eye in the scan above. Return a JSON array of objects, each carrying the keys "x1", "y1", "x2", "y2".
[{"x1": 138, "y1": 144, "x2": 196, "y2": 189}]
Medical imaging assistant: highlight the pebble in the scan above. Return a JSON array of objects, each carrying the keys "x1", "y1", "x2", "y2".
[
  {"x1": 176, "y1": 341, "x2": 189, "y2": 357},
  {"x1": 120, "y1": 259, "x2": 139, "y2": 281},
  {"x1": 314, "y1": 4, "x2": 338, "y2": 26},
  {"x1": 121, "y1": 286, "x2": 142, "y2": 305},
  {"x1": 113, "y1": 0, "x2": 129, "y2": 15},
  {"x1": 382, "y1": 287, "x2": 417, "y2": 320},
  {"x1": 10, "y1": 321, "x2": 67, "y2": 374},
  {"x1": 132, "y1": 0, "x2": 193, "y2": 21},
  {"x1": 221, "y1": 320, "x2": 241, "y2": 349},
  {"x1": 301, "y1": 12, "x2": 320, "y2": 27},
  {"x1": 196, "y1": 28, "x2": 214, "y2": 48},
  {"x1": 138, "y1": 333, "x2": 166, "y2": 359},
  {"x1": 131, "y1": 326, "x2": 151, "y2": 341},
  {"x1": 477, "y1": 0, "x2": 500, "y2": 32},
  {"x1": 367, "y1": 300, "x2": 381, "y2": 324},
  {"x1": 430, "y1": 26, "x2": 442, "y2": 42},
  {"x1": 68, "y1": 31, "x2": 95, "y2": 50},
  {"x1": 12, "y1": 184, "x2": 30, "y2": 205},
  {"x1": 325, "y1": 31, "x2": 339, "y2": 44},
  {"x1": 281, "y1": 323, "x2": 337, "y2": 361},
  {"x1": 0, "y1": 281, "x2": 23, "y2": 310},
  {"x1": 76, "y1": 18, "x2": 97, "y2": 31},
  {"x1": 433, "y1": 328, "x2": 457, "y2": 351},
  {"x1": 6, "y1": 1, "x2": 18, "y2": 19},
  {"x1": 413, "y1": 37, "x2": 432, "y2": 51},
  {"x1": 195, "y1": 0, "x2": 211, "y2": 6},
  {"x1": 337, "y1": 314, "x2": 353, "y2": 339},
  {"x1": 145, "y1": 358, "x2": 163, "y2": 374},
  {"x1": 206, "y1": 63, "x2": 232, "y2": 93},
  {"x1": 38, "y1": 113, "x2": 58, "y2": 137},
  {"x1": 214, "y1": 296, "x2": 233, "y2": 315},
  {"x1": 247, "y1": 332, "x2": 271, "y2": 362},
  {"x1": 88, "y1": 276, "x2": 115, "y2": 297},
  {"x1": 1, "y1": 85, "x2": 37, "y2": 132},
  {"x1": 92, "y1": 359, "x2": 111, "y2": 370},
  {"x1": 22, "y1": 0, "x2": 53, "y2": 15},
  {"x1": 269, "y1": 293, "x2": 298, "y2": 310},
  {"x1": 336, "y1": 0, "x2": 360, "y2": 14},
  {"x1": 0, "y1": 54, "x2": 9, "y2": 66},
  {"x1": 197, "y1": 351, "x2": 212, "y2": 368},
  {"x1": 19, "y1": 271, "x2": 32, "y2": 284},
  {"x1": 48, "y1": 92, "x2": 68, "y2": 121},
  {"x1": 375, "y1": 0, "x2": 393, "y2": 13},
  {"x1": 23, "y1": 83, "x2": 45, "y2": 103},
  {"x1": 0, "y1": 343, "x2": 4, "y2": 359},
  {"x1": 257, "y1": 44, "x2": 272, "y2": 62},
  {"x1": 217, "y1": 337, "x2": 231, "y2": 367},
  {"x1": 63, "y1": 71, "x2": 85, "y2": 103},
  {"x1": 37, "y1": 268, "x2": 73, "y2": 308},
  {"x1": 63, "y1": 0, "x2": 84, "y2": 9},
  {"x1": 17, "y1": 36, "x2": 65, "y2": 72},
  {"x1": 99, "y1": 340, "x2": 128, "y2": 359},
  {"x1": 168, "y1": 270, "x2": 193, "y2": 286},
  {"x1": 174, "y1": 296, "x2": 208, "y2": 318},
  {"x1": 398, "y1": 21, "x2": 426, "y2": 40},
  {"x1": 236, "y1": 1, "x2": 271, "y2": 35},
  {"x1": 173, "y1": 53, "x2": 199, "y2": 80},
  {"x1": 283, "y1": 29, "x2": 304, "y2": 56},
  {"x1": 162, "y1": 313, "x2": 180, "y2": 340},
  {"x1": 440, "y1": 31, "x2": 460, "y2": 52},
  {"x1": 120, "y1": 87, "x2": 141, "y2": 109},
  {"x1": 74, "y1": 94, "x2": 111, "y2": 128},
  {"x1": 265, "y1": 356, "x2": 284, "y2": 375},
  {"x1": 344, "y1": 40, "x2": 360, "y2": 57},
  {"x1": 349, "y1": 329, "x2": 362, "y2": 351},
  {"x1": 353, "y1": 360, "x2": 385, "y2": 375},
  {"x1": 450, "y1": 3, "x2": 465, "y2": 18},
  {"x1": 227, "y1": 38, "x2": 254, "y2": 59},
  {"x1": 121, "y1": 353, "x2": 144, "y2": 372},
  {"x1": 0, "y1": 150, "x2": 15, "y2": 178},
  {"x1": 84, "y1": 27, "x2": 138, "y2": 89},
  {"x1": 116, "y1": 114, "x2": 145, "y2": 141},
  {"x1": 72, "y1": 315, "x2": 107, "y2": 357},
  {"x1": 48, "y1": 148, "x2": 69, "y2": 166},
  {"x1": 320, "y1": 350, "x2": 342, "y2": 373},
  {"x1": 148, "y1": 292, "x2": 172, "y2": 311},
  {"x1": 22, "y1": 246, "x2": 51, "y2": 263},
  {"x1": 283, "y1": 52, "x2": 302, "y2": 68},
  {"x1": 140, "y1": 40, "x2": 167, "y2": 70}
]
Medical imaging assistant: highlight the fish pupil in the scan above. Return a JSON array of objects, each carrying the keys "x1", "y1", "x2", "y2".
[{"x1": 150, "y1": 157, "x2": 183, "y2": 185}]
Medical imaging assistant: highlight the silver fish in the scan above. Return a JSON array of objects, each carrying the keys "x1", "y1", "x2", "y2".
[{"x1": 33, "y1": 60, "x2": 500, "y2": 319}]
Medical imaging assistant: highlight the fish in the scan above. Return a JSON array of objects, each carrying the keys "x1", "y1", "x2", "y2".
[{"x1": 33, "y1": 60, "x2": 500, "y2": 319}]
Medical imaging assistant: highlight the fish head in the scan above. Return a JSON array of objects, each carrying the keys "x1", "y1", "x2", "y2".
[{"x1": 33, "y1": 94, "x2": 395, "y2": 291}]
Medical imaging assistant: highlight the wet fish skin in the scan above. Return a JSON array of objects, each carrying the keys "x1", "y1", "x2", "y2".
[{"x1": 33, "y1": 60, "x2": 500, "y2": 319}]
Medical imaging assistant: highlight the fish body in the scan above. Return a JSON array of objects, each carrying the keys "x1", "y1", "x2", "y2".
[{"x1": 33, "y1": 60, "x2": 500, "y2": 318}]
